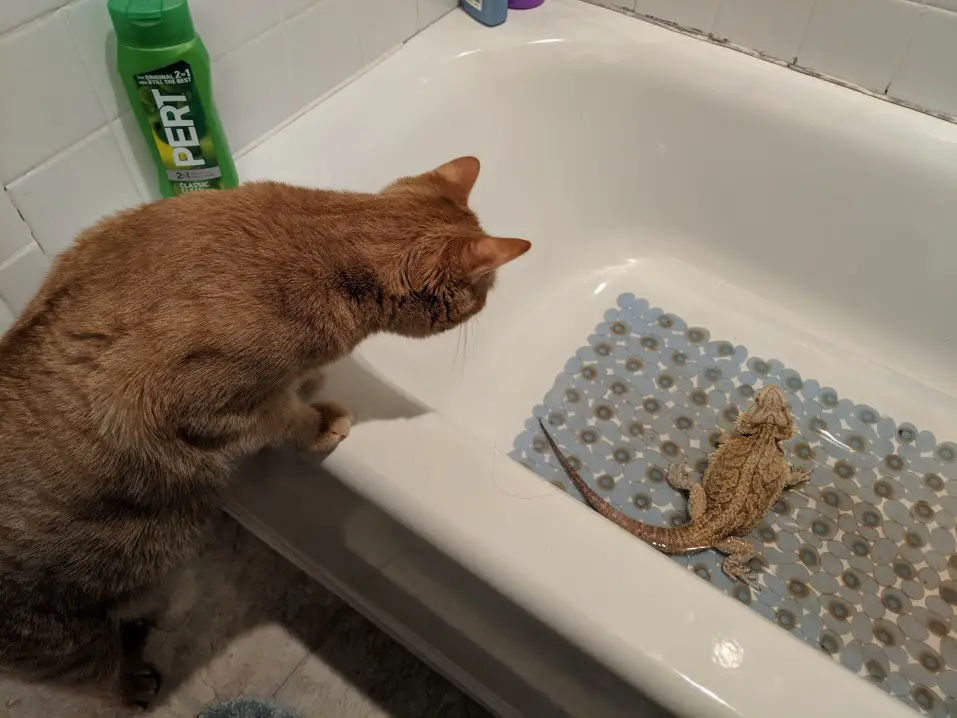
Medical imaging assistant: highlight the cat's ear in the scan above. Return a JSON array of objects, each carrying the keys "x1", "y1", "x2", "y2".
[
  {"x1": 463, "y1": 236, "x2": 531, "y2": 280},
  {"x1": 433, "y1": 156, "x2": 481, "y2": 204}
]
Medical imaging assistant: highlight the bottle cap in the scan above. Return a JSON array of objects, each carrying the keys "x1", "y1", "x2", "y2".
[{"x1": 108, "y1": 0, "x2": 196, "y2": 48}]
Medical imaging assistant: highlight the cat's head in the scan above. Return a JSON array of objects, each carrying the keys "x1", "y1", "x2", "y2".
[{"x1": 371, "y1": 156, "x2": 531, "y2": 338}]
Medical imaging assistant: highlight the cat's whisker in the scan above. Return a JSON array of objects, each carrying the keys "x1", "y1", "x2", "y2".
[
  {"x1": 461, "y1": 320, "x2": 473, "y2": 378},
  {"x1": 470, "y1": 318, "x2": 479, "y2": 356},
  {"x1": 452, "y1": 324, "x2": 464, "y2": 371},
  {"x1": 460, "y1": 325, "x2": 467, "y2": 376}
]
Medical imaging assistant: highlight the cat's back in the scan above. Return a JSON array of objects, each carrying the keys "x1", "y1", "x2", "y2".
[
  {"x1": 0, "y1": 181, "x2": 311, "y2": 387},
  {"x1": 0, "y1": 180, "x2": 350, "y2": 515}
]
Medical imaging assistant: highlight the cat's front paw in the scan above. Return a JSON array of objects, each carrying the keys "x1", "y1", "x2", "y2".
[
  {"x1": 309, "y1": 402, "x2": 353, "y2": 453},
  {"x1": 120, "y1": 661, "x2": 161, "y2": 708}
]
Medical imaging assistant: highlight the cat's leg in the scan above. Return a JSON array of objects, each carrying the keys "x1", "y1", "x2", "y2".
[
  {"x1": 262, "y1": 367, "x2": 353, "y2": 452},
  {"x1": 118, "y1": 618, "x2": 162, "y2": 707},
  {"x1": 289, "y1": 367, "x2": 353, "y2": 453},
  {"x1": 23, "y1": 613, "x2": 160, "y2": 707}
]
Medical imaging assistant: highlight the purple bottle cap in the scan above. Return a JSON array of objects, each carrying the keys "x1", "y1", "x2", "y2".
[{"x1": 509, "y1": 0, "x2": 544, "y2": 7}]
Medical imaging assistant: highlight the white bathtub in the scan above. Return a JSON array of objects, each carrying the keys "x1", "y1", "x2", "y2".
[{"x1": 224, "y1": 2, "x2": 957, "y2": 716}]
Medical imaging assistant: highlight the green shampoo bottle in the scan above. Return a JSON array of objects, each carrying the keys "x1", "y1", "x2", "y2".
[{"x1": 108, "y1": 0, "x2": 238, "y2": 198}]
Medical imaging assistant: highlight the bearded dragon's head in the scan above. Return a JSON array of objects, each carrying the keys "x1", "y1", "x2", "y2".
[{"x1": 734, "y1": 385, "x2": 796, "y2": 439}]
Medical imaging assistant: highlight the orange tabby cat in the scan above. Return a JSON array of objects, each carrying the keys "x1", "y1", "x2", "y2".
[{"x1": 0, "y1": 157, "x2": 529, "y2": 706}]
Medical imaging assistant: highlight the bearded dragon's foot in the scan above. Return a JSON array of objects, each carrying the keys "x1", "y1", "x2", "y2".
[
  {"x1": 786, "y1": 465, "x2": 813, "y2": 488},
  {"x1": 724, "y1": 560, "x2": 762, "y2": 588},
  {"x1": 309, "y1": 402, "x2": 353, "y2": 453},
  {"x1": 666, "y1": 460, "x2": 695, "y2": 491},
  {"x1": 715, "y1": 537, "x2": 762, "y2": 587}
]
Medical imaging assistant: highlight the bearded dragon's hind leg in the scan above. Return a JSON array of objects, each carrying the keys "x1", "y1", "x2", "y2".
[{"x1": 715, "y1": 537, "x2": 761, "y2": 587}]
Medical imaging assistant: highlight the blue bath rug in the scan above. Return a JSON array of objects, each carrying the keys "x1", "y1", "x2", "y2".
[{"x1": 198, "y1": 697, "x2": 300, "y2": 718}]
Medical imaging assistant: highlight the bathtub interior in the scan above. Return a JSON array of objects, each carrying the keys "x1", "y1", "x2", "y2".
[
  {"x1": 236, "y1": 5, "x2": 957, "y2": 715},
  {"x1": 242, "y1": 16, "x2": 957, "y2": 449},
  {"x1": 509, "y1": 290, "x2": 957, "y2": 716}
]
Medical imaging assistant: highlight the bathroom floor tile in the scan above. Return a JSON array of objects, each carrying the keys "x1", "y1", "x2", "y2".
[
  {"x1": 275, "y1": 607, "x2": 477, "y2": 717},
  {"x1": 0, "y1": 675, "x2": 138, "y2": 718},
  {"x1": 0, "y1": 514, "x2": 485, "y2": 717}
]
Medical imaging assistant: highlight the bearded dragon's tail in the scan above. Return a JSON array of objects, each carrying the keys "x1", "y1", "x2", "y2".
[{"x1": 537, "y1": 419, "x2": 710, "y2": 555}]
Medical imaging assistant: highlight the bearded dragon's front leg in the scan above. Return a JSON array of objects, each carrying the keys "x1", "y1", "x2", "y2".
[
  {"x1": 785, "y1": 465, "x2": 812, "y2": 488},
  {"x1": 666, "y1": 461, "x2": 707, "y2": 522}
]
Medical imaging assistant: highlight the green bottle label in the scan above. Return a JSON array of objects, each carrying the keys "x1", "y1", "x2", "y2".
[{"x1": 134, "y1": 60, "x2": 223, "y2": 195}]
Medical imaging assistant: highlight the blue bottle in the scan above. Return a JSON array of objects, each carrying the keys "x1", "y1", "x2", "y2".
[{"x1": 460, "y1": 0, "x2": 507, "y2": 26}]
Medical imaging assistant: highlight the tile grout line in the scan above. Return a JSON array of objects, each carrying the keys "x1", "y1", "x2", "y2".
[
  {"x1": 882, "y1": 0, "x2": 930, "y2": 97},
  {"x1": 267, "y1": 602, "x2": 352, "y2": 698},
  {"x1": 790, "y1": 0, "x2": 820, "y2": 65},
  {"x1": 267, "y1": 650, "x2": 310, "y2": 699},
  {"x1": 0, "y1": 241, "x2": 42, "y2": 273},
  {"x1": 0, "y1": 190, "x2": 43, "y2": 266}
]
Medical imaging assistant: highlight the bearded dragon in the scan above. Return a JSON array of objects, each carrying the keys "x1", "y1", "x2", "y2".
[{"x1": 538, "y1": 385, "x2": 810, "y2": 584}]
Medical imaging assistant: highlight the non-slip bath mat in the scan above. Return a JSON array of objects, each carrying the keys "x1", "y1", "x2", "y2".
[
  {"x1": 510, "y1": 293, "x2": 957, "y2": 717},
  {"x1": 197, "y1": 697, "x2": 300, "y2": 718}
]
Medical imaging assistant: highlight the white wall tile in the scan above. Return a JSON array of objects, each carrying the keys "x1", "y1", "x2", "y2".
[
  {"x1": 888, "y1": 6, "x2": 957, "y2": 116},
  {"x1": 0, "y1": 13, "x2": 106, "y2": 183},
  {"x1": 190, "y1": 0, "x2": 284, "y2": 59},
  {"x1": 0, "y1": 299, "x2": 14, "y2": 335},
  {"x1": 711, "y1": 0, "x2": 815, "y2": 61},
  {"x1": 0, "y1": 244, "x2": 50, "y2": 314},
  {"x1": 0, "y1": 0, "x2": 67, "y2": 36},
  {"x1": 7, "y1": 127, "x2": 142, "y2": 257},
  {"x1": 418, "y1": 0, "x2": 458, "y2": 29},
  {"x1": 212, "y1": 26, "x2": 298, "y2": 152},
  {"x1": 0, "y1": 0, "x2": 450, "y2": 316},
  {"x1": 112, "y1": 113, "x2": 162, "y2": 202},
  {"x1": 797, "y1": 0, "x2": 923, "y2": 93},
  {"x1": 0, "y1": 190, "x2": 33, "y2": 264},
  {"x1": 357, "y1": 0, "x2": 419, "y2": 64},
  {"x1": 287, "y1": 0, "x2": 363, "y2": 108},
  {"x1": 636, "y1": 0, "x2": 719, "y2": 33},
  {"x1": 65, "y1": 0, "x2": 126, "y2": 121}
]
